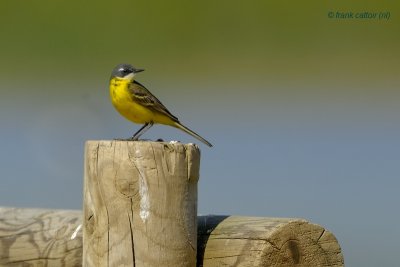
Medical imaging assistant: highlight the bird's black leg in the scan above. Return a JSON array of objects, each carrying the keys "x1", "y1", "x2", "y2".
[
  {"x1": 131, "y1": 122, "x2": 154, "y2": 140},
  {"x1": 131, "y1": 123, "x2": 149, "y2": 140}
]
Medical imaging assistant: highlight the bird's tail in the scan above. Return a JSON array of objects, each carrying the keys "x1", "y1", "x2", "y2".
[{"x1": 173, "y1": 122, "x2": 213, "y2": 147}]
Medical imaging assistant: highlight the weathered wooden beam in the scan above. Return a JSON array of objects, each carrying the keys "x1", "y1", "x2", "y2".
[
  {"x1": 0, "y1": 208, "x2": 344, "y2": 266},
  {"x1": 0, "y1": 207, "x2": 82, "y2": 266},
  {"x1": 197, "y1": 215, "x2": 344, "y2": 267},
  {"x1": 83, "y1": 141, "x2": 200, "y2": 266}
]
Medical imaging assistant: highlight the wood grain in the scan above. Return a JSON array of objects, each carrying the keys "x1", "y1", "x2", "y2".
[
  {"x1": 83, "y1": 140, "x2": 200, "y2": 267},
  {"x1": 0, "y1": 207, "x2": 82, "y2": 266}
]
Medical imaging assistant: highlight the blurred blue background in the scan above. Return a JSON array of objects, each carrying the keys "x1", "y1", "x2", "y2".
[{"x1": 1, "y1": 1, "x2": 399, "y2": 266}]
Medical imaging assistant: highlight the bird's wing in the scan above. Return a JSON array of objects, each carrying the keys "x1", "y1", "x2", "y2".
[{"x1": 128, "y1": 80, "x2": 179, "y2": 122}]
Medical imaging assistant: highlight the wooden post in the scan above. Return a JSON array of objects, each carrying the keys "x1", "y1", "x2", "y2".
[{"x1": 83, "y1": 141, "x2": 200, "y2": 267}]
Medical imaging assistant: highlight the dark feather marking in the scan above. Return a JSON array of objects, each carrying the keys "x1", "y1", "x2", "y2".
[{"x1": 128, "y1": 80, "x2": 179, "y2": 122}]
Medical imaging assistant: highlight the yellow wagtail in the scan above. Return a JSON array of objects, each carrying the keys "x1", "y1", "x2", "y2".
[{"x1": 109, "y1": 63, "x2": 213, "y2": 147}]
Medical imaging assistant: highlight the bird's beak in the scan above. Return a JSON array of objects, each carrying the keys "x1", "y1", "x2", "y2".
[{"x1": 134, "y1": 68, "x2": 145, "y2": 73}]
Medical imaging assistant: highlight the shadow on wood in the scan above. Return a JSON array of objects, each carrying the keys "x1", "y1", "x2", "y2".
[
  {"x1": 0, "y1": 207, "x2": 82, "y2": 266},
  {"x1": 197, "y1": 215, "x2": 229, "y2": 266}
]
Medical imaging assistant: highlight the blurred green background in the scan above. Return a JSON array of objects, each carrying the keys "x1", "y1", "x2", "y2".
[{"x1": 1, "y1": 1, "x2": 399, "y2": 266}]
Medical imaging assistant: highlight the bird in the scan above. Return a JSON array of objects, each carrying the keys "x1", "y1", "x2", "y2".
[{"x1": 109, "y1": 63, "x2": 213, "y2": 147}]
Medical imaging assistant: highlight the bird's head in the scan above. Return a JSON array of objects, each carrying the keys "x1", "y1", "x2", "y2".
[{"x1": 111, "y1": 64, "x2": 144, "y2": 80}]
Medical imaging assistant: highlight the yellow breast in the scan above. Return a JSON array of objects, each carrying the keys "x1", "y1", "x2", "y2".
[{"x1": 109, "y1": 78, "x2": 154, "y2": 124}]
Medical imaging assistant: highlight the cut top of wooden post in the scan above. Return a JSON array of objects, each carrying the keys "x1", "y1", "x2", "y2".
[{"x1": 83, "y1": 140, "x2": 200, "y2": 267}]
